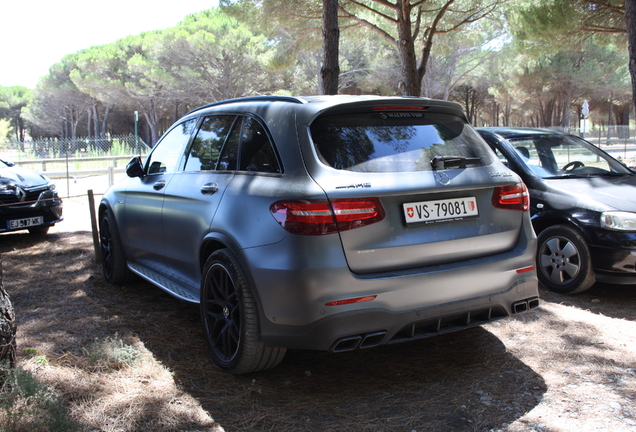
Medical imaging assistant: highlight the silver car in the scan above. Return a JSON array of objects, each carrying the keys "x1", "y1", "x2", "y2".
[{"x1": 99, "y1": 95, "x2": 539, "y2": 374}]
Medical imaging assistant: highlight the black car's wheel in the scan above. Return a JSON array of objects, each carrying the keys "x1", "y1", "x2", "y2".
[
  {"x1": 200, "y1": 249, "x2": 286, "y2": 374},
  {"x1": 99, "y1": 208, "x2": 132, "y2": 284},
  {"x1": 28, "y1": 225, "x2": 49, "y2": 235},
  {"x1": 536, "y1": 225, "x2": 595, "y2": 294}
]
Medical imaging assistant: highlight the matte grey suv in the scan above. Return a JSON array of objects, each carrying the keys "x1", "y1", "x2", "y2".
[{"x1": 99, "y1": 95, "x2": 539, "y2": 374}]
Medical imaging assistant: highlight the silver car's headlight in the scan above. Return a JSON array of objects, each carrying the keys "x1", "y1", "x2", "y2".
[{"x1": 600, "y1": 211, "x2": 636, "y2": 231}]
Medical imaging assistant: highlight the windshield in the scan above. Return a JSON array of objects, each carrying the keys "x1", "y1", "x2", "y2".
[
  {"x1": 507, "y1": 134, "x2": 632, "y2": 179},
  {"x1": 310, "y1": 112, "x2": 494, "y2": 172}
]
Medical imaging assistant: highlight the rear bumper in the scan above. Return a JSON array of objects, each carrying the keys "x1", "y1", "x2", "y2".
[
  {"x1": 240, "y1": 223, "x2": 539, "y2": 351},
  {"x1": 260, "y1": 277, "x2": 539, "y2": 351}
]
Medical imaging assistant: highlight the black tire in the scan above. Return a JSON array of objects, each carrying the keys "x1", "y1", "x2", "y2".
[
  {"x1": 99, "y1": 208, "x2": 132, "y2": 284},
  {"x1": 536, "y1": 224, "x2": 595, "y2": 294},
  {"x1": 28, "y1": 225, "x2": 50, "y2": 235},
  {"x1": 200, "y1": 249, "x2": 286, "y2": 374}
]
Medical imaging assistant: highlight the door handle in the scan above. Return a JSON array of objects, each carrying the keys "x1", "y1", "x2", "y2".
[
  {"x1": 201, "y1": 183, "x2": 219, "y2": 195},
  {"x1": 153, "y1": 180, "x2": 166, "y2": 190}
]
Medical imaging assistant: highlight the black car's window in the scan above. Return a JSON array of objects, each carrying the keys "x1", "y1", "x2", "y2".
[
  {"x1": 507, "y1": 135, "x2": 629, "y2": 178},
  {"x1": 239, "y1": 117, "x2": 282, "y2": 173},
  {"x1": 310, "y1": 112, "x2": 493, "y2": 172},
  {"x1": 185, "y1": 115, "x2": 237, "y2": 171},
  {"x1": 147, "y1": 119, "x2": 197, "y2": 175},
  {"x1": 507, "y1": 138, "x2": 554, "y2": 176}
]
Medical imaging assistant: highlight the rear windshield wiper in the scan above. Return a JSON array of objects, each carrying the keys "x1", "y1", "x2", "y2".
[{"x1": 431, "y1": 156, "x2": 482, "y2": 170}]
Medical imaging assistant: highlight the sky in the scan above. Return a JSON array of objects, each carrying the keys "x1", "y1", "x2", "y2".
[{"x1": 0, "y1": 0, "x2": 219, "y2": 88}]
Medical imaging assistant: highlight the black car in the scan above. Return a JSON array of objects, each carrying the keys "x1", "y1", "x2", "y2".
[
  {"x1": 0, "y1": 158, "x2": 63, "y2": 235},
  {"x1": 477, "y1": 127, "x2": 636, "y2": 294}
]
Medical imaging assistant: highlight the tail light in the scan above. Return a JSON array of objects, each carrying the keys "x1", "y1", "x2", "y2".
[
  {"x1": 492, "y1": 183, "x2": 529, "y2": 211},
  {"x1": 270, "y1": 198, "x2": 385, "y2": 235}
]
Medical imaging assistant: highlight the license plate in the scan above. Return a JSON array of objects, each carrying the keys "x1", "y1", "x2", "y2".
[
  {"x1": 403, "y1": 197, "x2": 478, "y2": 224},
  {"x1": 9, "y1": 216, "x2": 44, "y2": 230}
]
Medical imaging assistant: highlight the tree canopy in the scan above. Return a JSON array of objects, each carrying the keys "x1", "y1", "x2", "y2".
[{"x1": 0, "y1": 3, "x2": 632, "y2": 146}]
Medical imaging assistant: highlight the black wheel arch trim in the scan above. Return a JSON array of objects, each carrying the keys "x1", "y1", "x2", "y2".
[{"x1": 531, "y1": 212, "x2": 595, "y2": 245}]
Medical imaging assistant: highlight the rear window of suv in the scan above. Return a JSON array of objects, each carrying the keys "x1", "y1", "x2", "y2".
[{"x1": 310, "y1": 112, "x2": 492, "y2": 172}]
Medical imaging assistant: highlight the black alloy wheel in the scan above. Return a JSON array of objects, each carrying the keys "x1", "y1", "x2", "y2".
[
  {"x1": 200, "y1": 249, "x2": 285, "y2": 374},
  {"x1": 536, "y1": 224, "x2": 595, "y2": 294},
  {"x1": 99, "y1": 208, "x2": 131, "y2": 284}
]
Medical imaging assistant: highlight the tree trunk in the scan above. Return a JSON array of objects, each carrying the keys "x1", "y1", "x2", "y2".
[
  {"x1": 320, "y1": 0, "x2": 340, "y2": 95},
  {"x1": 0, "y1": 255, "x2": 17, "y2": 369},
  {"x1": 395, "y1": 0, "x2": 421, "y2": 96},
  {"x1": 626, "y1": 0, "x2": 636, "y2": 116}
]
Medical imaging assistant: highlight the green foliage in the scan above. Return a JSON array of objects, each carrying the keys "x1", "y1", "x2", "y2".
[
  {"x1": 510, "y1": 0, "x2": 627, "y2": 53},
  {"x1": 0, "y1": 119, "x2": 10, "y2": 145},
  {"x1": 13, "y1": 2, "x2": 634, "y2": 140},
  {"x1": 0, "y1": 364, "x2": 85, "y2": 432}
]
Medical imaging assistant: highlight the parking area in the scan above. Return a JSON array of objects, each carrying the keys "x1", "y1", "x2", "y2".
[{"x1": 1, "y1": 223, "x2": 635, "y2": 431}]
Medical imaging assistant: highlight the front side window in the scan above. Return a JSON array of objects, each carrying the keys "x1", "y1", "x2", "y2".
[
  {"x1": 147, "y1": 119, "x2": 197, "y2": 175},
  {"x1": 310, "y1": 112, "x2": 493, "y2": 172}
]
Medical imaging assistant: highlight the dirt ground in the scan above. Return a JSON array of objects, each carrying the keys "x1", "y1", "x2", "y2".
[{"x1": 1, "y1": 197, "x2": 636, "y2": 431}]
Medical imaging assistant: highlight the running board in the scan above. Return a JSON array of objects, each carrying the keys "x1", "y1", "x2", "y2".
[{"x1": 127, "y1": 262, "x2": 199, "y2": 304}]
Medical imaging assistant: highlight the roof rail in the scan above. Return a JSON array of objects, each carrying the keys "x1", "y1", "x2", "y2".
[{"x1": 186, "y1": 96, "x2": 306, "y2": 115}]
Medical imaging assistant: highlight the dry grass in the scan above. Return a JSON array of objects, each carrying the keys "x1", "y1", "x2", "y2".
[{"x1": 1, "y1": 201, "x2": 635, "y2": 431}]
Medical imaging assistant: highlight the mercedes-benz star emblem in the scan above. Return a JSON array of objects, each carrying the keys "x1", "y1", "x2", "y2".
[{"x1": 435, "y1": 172, "x2": 451, "y2": 185}]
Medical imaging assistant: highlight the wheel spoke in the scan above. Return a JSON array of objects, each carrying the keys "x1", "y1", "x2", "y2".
[
  {"x1": 561, "y1": 241, "x2": 579, "y2": 259},
  {"x1": 562, "y1": 261, "x2": 580, "y2": 279},
  {"x1": 545, "y1": 238, "x2": 561, "y2": 255},
  {"x1": 549, "y1": 267, "x2": 565, "y2": 283},
  {"x1": 202, "y1": 262, "x2": 241, "y2": 363},
  {"x1": 539, "y1": 252, "x2": 554, "y2": 269},
  {"x1": 100, "y1": 222, "x2": 113, "y2": 276}
]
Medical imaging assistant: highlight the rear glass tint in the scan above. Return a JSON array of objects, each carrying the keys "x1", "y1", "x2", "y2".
[{"x1": 310, "y1": 112, "x2": 493, "y2": 172}]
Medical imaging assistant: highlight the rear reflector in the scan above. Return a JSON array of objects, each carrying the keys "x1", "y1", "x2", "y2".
[
  {"x1": 492, "y1": 183, "x2": 529, "y2": 211},
  {"x1": 516, "y1": 266, "x2": 536, "y2": 274},
  {"x1": 325, "y1": 295, "x2": 377, "y2": 306},
  {"x1": 270, "y1": 198, "x2": 385, "y2": 235}
]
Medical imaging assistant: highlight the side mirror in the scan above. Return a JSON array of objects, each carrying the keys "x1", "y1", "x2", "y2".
[{"x1": 126, "y1": 156, "x2": 145, "y2": 178}]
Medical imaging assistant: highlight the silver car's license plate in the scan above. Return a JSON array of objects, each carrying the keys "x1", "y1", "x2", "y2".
[
  {"x1": 403, "y1": 197, "x2": 478, "y2": 224},
  {"x1": 9, "y1": 216, "x2": 44, "y2": 230}
]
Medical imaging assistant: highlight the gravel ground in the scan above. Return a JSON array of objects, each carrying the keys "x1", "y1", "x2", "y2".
[{"x1": 1, "y1": 197, "x2": 635, "y2": 431}]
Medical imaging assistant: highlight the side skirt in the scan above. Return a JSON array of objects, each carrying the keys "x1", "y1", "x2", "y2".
[{"x1": 127, "y1": 261, "x2": 199, "y2": 303}]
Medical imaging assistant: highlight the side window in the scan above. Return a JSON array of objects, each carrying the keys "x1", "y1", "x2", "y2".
[
  {"x1": 217, "y1": 119, "x2": 241, "y2": 171},
  {"x1": 185, "y1": 115, "x2": 237, "y2": 171},
  {"x1": 239, "y1": 117, "x2": 282, "y2": 173},
  {"x1": 147, "y1": 119, "x2": 196, "y2": 175}
]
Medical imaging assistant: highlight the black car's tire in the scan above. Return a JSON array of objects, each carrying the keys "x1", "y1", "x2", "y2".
[
  {"x1": 536, "y1": 225, "x2": 595, "y2": 294},
  {"x1": 99, "y1": 208, "x2": 132, "y2": 284},
  {"x1": 200, "y1": 249, "x2": 286, "y2": 374},
  {"x1": 28, "y1": 225, "x2": 49, "y2": 235}
]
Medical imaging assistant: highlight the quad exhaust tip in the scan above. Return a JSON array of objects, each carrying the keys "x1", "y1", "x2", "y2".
[
  {"x1": 512, "y1": 297, "x2": 540, "y2": 314},
  {"x1": 331, "y1": 331, "x2": 387, "y2": 353}
]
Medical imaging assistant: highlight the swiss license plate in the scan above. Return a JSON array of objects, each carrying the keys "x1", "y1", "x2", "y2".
[
  {"x1": 9, "y1": 216, "x2": 44, "y2": 230},
  {"x1": 403, "y1": 197, "x2": 478, "y2": 224}
]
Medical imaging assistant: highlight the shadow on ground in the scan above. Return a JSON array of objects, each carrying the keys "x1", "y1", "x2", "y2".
[{"x1": 0, "y1": 231, "x2": 552, "y2": 431}]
